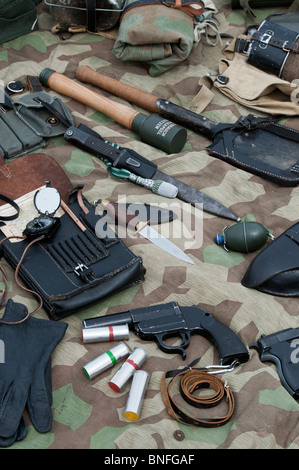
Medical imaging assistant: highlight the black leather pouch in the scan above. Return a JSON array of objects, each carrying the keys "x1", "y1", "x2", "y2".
[
  {"x1": 0, "y1": 188, "x2": 146, "y2": 319},
  {"x1": 242, "y1": 222, "x2": 299, "y2": 297},
  {"x1": 207, "y1": 115, "x2": 299, "y2": 186},
  {"x1": 246, "y1": 19, "x2": 299, "y2": 81}
]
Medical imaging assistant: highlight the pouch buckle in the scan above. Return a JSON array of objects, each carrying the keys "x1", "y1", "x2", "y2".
[
  {"x1": 259, "y1": 31, "x2": 273, "y2": 49},
  {"x1": 74, "y1": 263, "x2": 94, "y2": 282}
]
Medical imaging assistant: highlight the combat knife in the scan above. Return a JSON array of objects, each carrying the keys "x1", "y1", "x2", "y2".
[
  {"x1": 64, "y1": 125, "x2": 240, "y2": 222},
  {"x1": 101, "y1": 199, "x2": 194, "y2": 264}
]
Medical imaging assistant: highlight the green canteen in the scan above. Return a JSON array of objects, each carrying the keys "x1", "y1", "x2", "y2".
[{"x1": 215, "y1": 221, "x2": 274, "y2": 253}]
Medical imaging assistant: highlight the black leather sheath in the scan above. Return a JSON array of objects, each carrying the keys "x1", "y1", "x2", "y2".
[{"x1": 242, "y1": 222, "x2": 299, "y2": 297}]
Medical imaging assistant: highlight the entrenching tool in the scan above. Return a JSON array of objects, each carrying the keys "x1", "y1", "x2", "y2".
[
  {"x1": 39, "y1": 68, "x2": 187, "y2": 154},
  {"x1": 76, "y1": 65, "x2": 299, "y2": 186}
]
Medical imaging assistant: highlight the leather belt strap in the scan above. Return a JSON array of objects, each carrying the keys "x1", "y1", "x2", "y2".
[
  {"x1": 160, "y1": 359, "x2": 235, "y2": 427},
  {"x1": 251, "y1": 31, "x2": 299, "y2": 53},
  {"x1": 85, "y1": 0, "x2": 97, "y2": 32},
  {"x1": 26, "y1": 76, "x2": 43, "y2": 93},
  {"x1": 0, "y1": 194, "x2": 20, "y2": 221},
  {"x1": 120, "y1": 0, "x2": 205, "y2": 21}
]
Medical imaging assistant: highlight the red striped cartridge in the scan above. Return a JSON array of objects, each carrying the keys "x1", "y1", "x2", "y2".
[
  {"x1": 109, "y1": 347, "x2": 148, "y2": 392},
  {"x1": 124, "y1": 370, "x2": 150, "y2": 421},
  {"x1": 82, "y1": 324, "x2": 129, "y2": 343},
  {"x1": 82, "y1": 341, "x2": 130, "y2": 380}
]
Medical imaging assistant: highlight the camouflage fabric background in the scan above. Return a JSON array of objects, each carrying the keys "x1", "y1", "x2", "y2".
[
  {"x1": 0, "y1": 0, "x2": 299, "y2": 450},
  {"x1": 112, "y1": 0, "x2": 196, "y2": 77}
]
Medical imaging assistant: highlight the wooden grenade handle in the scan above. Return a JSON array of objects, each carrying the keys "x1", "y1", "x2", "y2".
[
  {"x1": 45, "y1": 71, "x2": 139, "y2": 129},
  {"x1": 76, "y1": 65, "x2": 160, "y2": 114}
]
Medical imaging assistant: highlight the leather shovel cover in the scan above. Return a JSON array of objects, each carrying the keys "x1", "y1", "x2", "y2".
[
  {"x1": 207, "y1": 125, "x2": 299, "y2": 186},
  {"x1": 0, "y1": 153, "x2": 72, "y2": 205}
]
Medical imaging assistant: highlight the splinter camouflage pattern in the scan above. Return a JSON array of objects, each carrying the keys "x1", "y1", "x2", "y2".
[
  {"x1": 112, "y1": 0, "x2": 195, "y2": 77},
  {"x1": 0, "y1": 0, "x2": 299, "y2": 450}
]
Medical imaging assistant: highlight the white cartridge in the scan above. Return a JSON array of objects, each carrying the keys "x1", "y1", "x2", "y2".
[
  {"x1": 82, "y1": 341, "x2": 130, "y2": 380},
  {"x1": 109, "y1": 347, "x2": 148, "y2": 392},
  {"x1": 123, "y1": 370, "x2": 150, "y2": 421},
  {"x1": 82, "y1": 324, "x2": 129, "y2": 343}
]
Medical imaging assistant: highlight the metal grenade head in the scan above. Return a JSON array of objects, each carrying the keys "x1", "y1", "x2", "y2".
[{"x1": 215, "y1": 221, "x2": 274, "y2": 253}]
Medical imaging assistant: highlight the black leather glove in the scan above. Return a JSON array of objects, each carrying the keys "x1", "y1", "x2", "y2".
[{"x1": 0, "y1": 300, "x2": 67, "y2": 446}]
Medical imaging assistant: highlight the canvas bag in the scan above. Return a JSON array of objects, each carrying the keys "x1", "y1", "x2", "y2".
[
  {"x1": 0, "y1": 0, "x2": 38, "y2": 44},
  {"x1": 201, "y1": 35, "x2": 299, "y2": 116},
  {"x1": 112, "y1": 0, "x2": 205, "y2": 77}
]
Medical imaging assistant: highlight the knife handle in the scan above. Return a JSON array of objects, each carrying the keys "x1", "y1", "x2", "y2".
[{"x1": 101, "y1": 199, "x2": 148, "y2": 232}]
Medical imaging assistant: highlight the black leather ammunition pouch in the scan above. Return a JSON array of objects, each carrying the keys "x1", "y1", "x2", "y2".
[{"x1": 0, "y1": 189, "x2": 146, "y2": 320}]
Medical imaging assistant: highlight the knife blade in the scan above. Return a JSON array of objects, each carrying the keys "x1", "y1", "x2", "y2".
[
  {"x1": 64, "y1": 126, "x2": 240, "y2": 222},
  {"x1": 152, "y1": 169, "x2": 240, "y2": 221},
  {"x1": 101, "y1": 199, "x2": 194, "y2": 265}
]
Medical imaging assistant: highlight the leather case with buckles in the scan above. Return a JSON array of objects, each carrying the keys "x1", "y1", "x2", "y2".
[
  {"x1": 0, "y1": 153, "x2": 146, "y2": 320},
  {"x1": 0, "y1": 191, "x2": 146, "y2": 320},
  {"x1": 246, "y1": 19, "x2": 299, "y2": 81}
]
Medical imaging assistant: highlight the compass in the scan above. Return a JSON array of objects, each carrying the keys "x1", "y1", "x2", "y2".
[{"x1": 23, "y1": 183, "x2": 61, "y2": 239}]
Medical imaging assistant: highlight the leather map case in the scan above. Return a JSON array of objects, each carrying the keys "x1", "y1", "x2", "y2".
[{"x1": 0, "y1": 153, "x2": 146, "y2": 319}]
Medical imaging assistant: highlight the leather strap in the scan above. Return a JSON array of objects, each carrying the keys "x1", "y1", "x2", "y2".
[
  {"x1": 0, "y1": 194, "x2": 20, "y2": 221},
  {"x1": 212, "y1": 115, "x2": 299, "y2": 145},
  {"x1": 26, "y1": 76, "x2": 43, "y2": 93},
  {"x1": 85, "y1": 0, "x2": 97, "y2": 32},
  {"x1": 252, "y1": 30, "x2": 299, "y2": 53},
  {"x1": 160, "y1": 359, "x2": 235, "y2": 427},
  {"x1": 120, "y1": 0, "x2": 205, "y2": 21}
]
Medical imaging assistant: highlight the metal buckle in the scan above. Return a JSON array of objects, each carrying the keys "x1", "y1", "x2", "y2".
[
  {"x1": 205, "y1": 359, "x2": 239, "y2": 375},
  {"x1": 216, "y1": 75, "x2": 229, "y2": 85},
  {"x1": 261, "y1": 32, "x2": 272, "y2": 44},
  {"x1": 259, "y1": 31, "x2": 273, "y2": 49},
  {"x1": 74, "y1": 263, "x2": 94, "y2": 281},
  {"x1": 282, "y1": 40, "x2": 290, "y2": 52}
]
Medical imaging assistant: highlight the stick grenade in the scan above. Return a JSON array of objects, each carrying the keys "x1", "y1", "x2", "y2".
[
  {"x1": 76, "y1": 65, "x2": 216, "y2": 139},
  {"x1": 39, "y1": 68, "x2": 187, "y2": 154}
]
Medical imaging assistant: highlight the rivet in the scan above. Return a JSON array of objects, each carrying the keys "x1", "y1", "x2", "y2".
[{"x1": 174, "y1": 430, "x2": 185, "y2": 441}]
